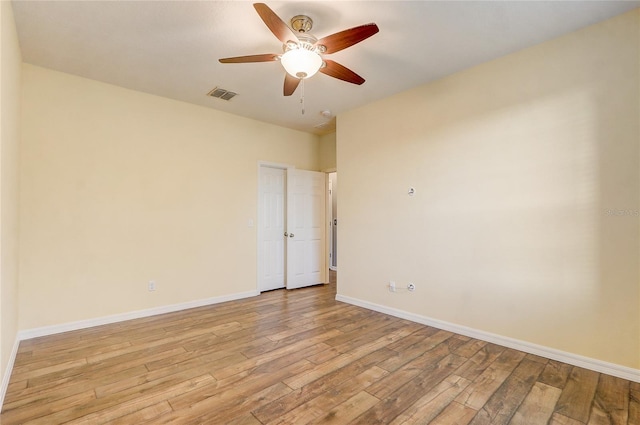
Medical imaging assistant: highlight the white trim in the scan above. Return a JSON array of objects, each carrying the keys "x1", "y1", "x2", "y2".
[
  {"x1": 257, "y1": 161, "x2": 293, "y2": 170},
  {"x1": 335, "y1": 294, "x2": 640, "y2": 383},
  {"x1": 325, "y1": 172, "x2": 331, "y2": 282},
  {"x1": 18, "y1": 290, "x2": 259, "y2": 341},
  {"x1": 0, "y1": 336, "x2": 20, "y2": 408}
]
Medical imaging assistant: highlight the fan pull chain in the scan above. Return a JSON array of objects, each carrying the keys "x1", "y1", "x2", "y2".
[{"x1": 300, "y1": 78, "x2": 305, "y2": 115}]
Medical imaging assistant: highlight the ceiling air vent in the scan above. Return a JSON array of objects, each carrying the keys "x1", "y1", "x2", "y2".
[{"x1": 207, "y1": 87, "x2": 237, "y2": 101}]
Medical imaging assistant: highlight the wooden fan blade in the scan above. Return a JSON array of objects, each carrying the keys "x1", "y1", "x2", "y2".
[
  {"x1": 219, "y1": 53, "x2": 279, "y2": 63},
  {"x1": 319, "y1": 60, "x2": 365, "y2": 85},
  {"x1": 254, "y1": 3, "x2": 298, "y2": 44},
  {"x1": 284, "y1": 73, "x2": 301, "y2": 96},
  {"x1": 316, "y1": 23, "x2": 379, "y2": 54}
]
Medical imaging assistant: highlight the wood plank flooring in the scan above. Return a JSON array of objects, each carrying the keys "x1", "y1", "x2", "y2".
[{"x1": 2, "y1": 273, "x2": 638, "y2": 424}]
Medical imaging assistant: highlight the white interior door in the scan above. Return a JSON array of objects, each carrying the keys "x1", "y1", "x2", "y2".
[
  {"x1": 286, "y1": 169, "x2": 326, "y2": 289},
  {"x1": 258, "y1": 166, "x2": 286, "y2": 291}
]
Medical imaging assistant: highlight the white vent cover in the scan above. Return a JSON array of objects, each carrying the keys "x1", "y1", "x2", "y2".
[{"x1": 207, "y1": 87, "x2": 237, "y2": 101}]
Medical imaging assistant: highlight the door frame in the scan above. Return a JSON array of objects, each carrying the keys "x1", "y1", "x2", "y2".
[
  {"x1": 323, "y1": 168, "x2": 337, "y2": 281},
  {"x1": 257, "y1": 162, "x2": 333, "y2": 292},
  {"x1": 327, "y1": 172, "x2": 337, "y2": 271}
]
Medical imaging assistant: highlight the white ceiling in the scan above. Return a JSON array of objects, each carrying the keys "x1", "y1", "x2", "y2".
[{"x1": 12, "y1": 1, "x2": 640, "y2": 135}]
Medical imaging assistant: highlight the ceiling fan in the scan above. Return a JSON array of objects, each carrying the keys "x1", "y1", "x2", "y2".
[{"x1": 219, "y1": 3, "x2": 379, "y2": 97}]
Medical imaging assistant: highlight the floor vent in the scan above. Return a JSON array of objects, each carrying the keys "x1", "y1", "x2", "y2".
[{"x1": 207, "y1": 87, "x2": 237, "y2": 101}]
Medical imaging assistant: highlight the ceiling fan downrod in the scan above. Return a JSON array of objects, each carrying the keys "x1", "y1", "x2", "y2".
[{"x1": 300, "y1": 78, "x2": 305, "y2": 115}]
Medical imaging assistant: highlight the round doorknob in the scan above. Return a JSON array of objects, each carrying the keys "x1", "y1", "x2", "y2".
[
  {"x1": 284, "y1": 232, "x2": 288, "y2": 237},
  {"x1": 289, "y1": 233, "x2": 294, "y2": 238}
]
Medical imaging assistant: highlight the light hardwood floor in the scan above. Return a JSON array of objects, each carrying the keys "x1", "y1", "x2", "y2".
[{"x1": 2, "y1": 273, "x2": 638, "y2": 424}]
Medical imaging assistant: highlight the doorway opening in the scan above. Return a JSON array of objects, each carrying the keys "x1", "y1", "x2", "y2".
[{"x1": 328, "y1": 172, "x2": 337, "y2": 271}]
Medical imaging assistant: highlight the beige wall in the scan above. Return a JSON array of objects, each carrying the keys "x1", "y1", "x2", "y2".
[
  {"x1": 0, "y1": 1, "x2": 21, "y2": 388},
  {"x1": 338, "y1": 10, "x2": 640, "y2": 368},
  {"x1": 19, "y1": 64, "x2": 321, "y2": 329},
  {"x1": 319, "y1": 132, "x2": 336, "y2": 171}
]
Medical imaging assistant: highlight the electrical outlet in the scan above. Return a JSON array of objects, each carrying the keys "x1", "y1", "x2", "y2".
[
  {"x1": 148, "y1": 281, "x2": 156, "y2": 291},
  {"x1": 389, "y1": 281, "x2": 396, "y2": 292}
]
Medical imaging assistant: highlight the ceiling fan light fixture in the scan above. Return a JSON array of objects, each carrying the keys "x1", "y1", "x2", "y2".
[
  {"x1": 280, "y1": 47, "x2": 322, "y2": 79},
  {"x1": 218, "y1": 3, "x2": 379, "y2": 97}
]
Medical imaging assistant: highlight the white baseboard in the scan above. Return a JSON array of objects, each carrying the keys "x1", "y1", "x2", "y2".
[
  {"x1": 335, "y1": 294, "x2": 640, "y2": 383},
  {"x1": 0, "y1": 337, "x2": 20, "y2": 409},
  {"x1": 18, "y1": 290, "x2": 259, "y2": 340}
]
